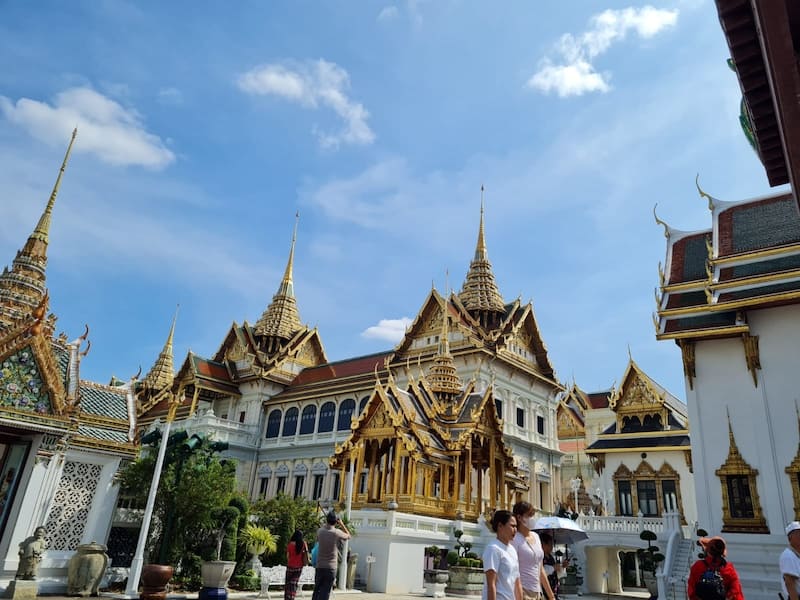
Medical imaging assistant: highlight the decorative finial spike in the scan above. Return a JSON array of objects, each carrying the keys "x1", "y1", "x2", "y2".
[
  {"x1": 653, "y1": 204, "x2": 670, "y2": 239},
  {"x1": 695, "y1": 174, "x2": 715, "y2": 211}
]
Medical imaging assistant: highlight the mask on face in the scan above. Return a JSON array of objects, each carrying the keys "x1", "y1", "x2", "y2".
[{"x1": 519, "y1": 516, "x2": 531, "y2": 528}]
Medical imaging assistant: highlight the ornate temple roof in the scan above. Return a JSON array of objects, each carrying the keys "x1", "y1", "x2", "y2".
[
  {"x1": 143, "y1": 309, "x2": 177, "y2": 390},
  {"x1": 0, "y1": 129, "x2": 76, "y2": 333},
  {"x1": 655, "y1": 189, "x2": 800, "y2": 342},
  {"x1": 254, "y1": 215, "x2": 302, "y2": 340},
  {"x1": 458, "y1": 191, "x2": 506, "y2": 315}
]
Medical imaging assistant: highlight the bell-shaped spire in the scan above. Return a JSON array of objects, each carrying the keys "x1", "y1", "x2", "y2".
[
  {"x1": 0, "y1": 129, "x2": 77, "y2": 332},
  {"x1": 458, "y1": 187, "x2": 506, "y2": 325},
  {"x1": 144, "y1": 306, "x2": 178, "y2": 390},
  {"x1": 255, "y1": 213, "x2": 302, "y2": 341},
  {"x1": 427, "y1": 295, "x2": 462, "y2": 401}
]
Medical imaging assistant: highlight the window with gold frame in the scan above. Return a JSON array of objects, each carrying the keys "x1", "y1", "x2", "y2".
[
  {"x1": 715, "y1": 420, "x2": 769, "y2": 533},
  {"x1": 612, "y1": 460, "x2": 685, "y2": 519},
  {"x1": 785, "y1": 439, "x2": 800, "y2": 521}
]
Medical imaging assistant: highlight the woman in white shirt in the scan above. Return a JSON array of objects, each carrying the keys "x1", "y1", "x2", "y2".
[
  {"x1": 511, "y1": 502, "x2": 555, "y2": 600},
  {"x1": 483, "y1": 509, "x2": 523, "y2": 600}
]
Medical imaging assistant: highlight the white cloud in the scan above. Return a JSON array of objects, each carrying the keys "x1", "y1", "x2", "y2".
[
  {"x1": 0, "y1": 87, "x2": 175, "y2": 169},
  {"x1": 361, "y1": 317, "x2": 413, "y2": 342},
  {"x1": 377, "y1": 6, "x2": 399, "y2": 21},
  {"x1": 529, "y1": 5, "x2": 678, "y2": 97},
  {"x1": 237, "y1": 59, "x2": 375, "y2": 149}
]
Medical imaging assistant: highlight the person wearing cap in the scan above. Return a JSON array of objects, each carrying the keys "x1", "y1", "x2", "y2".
[
  {"x1": 687, "y1": 536, "x2": 743, "y2": 600},
  {"x1": 312, "y1": 511, "x2": 351, "y2": 600},
  {"x1": 780, "y1": 521, "x2": 800, "y2": 600}
]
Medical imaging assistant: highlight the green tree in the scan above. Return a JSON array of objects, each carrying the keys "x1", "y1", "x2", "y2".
[
  {"x1": 250, "y1": 494, "x2": 321, "y2": 566},
  {"x1": 118, "y1": 434, "x2": 238, "y2": 585}
]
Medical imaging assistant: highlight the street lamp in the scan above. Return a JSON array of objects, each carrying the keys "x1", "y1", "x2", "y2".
[
  {"x1": 570, "y1": 477, "x2": 581, "y2": 515},
  {"x1": 124, "y1": 391, "x2": 183, "y2": 598}
]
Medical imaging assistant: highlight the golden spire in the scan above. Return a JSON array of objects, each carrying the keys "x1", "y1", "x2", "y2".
[
  {"x1": 144, "y1": 305, "x2": 178, "y2": 390},
  {"x1": 255, "y1": 212, "x2": 302, "y2": 340},
  {"x1": 0, "y1": 129, "x2": 77, "y2": 332},
  {"x1": 427, "y1": 294, "x2": 462, "y2": 400},
  {"x1": 458, "y1": 186, "x2": 506, "y2": 318}
]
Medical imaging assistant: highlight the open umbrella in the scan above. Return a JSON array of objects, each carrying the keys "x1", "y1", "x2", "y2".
[{"x1": 533, "y1": 516, "x2": 589, "y2": 545}]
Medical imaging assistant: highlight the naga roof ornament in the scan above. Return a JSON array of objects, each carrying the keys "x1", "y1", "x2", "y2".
[
  {"x1": 0, "y1": 128, "x2": 77, "y2": 333},
  {"x1": 144, "y1": 305, "x2": 178, "y2": 390},
  {"x1": 458, "y1": 186, "x2": 506, "y2": 315},
  {"x1": 255, "y1": 212, "x2": 303, "y2": 340}
]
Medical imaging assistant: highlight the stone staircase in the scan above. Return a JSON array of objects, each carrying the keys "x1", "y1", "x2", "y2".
[{"x1": 663, "y1": 538, "x2": 696, "y2": 599}]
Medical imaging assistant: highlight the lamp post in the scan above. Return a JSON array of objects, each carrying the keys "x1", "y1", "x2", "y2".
[
  {"x1": 337, "y1": 449, "x2": 355, "y2": 590},
  {"x1": 570, "y1": 477, "x2": 581, "y2": 515},
  {"x1": 124, "y1": 392, "x2": 182, "y2": 598}
]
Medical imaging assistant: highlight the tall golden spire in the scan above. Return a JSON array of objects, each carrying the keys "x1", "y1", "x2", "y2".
[
  {"x1": 458, "y1": 186, "x2": 506, "y2": 321},
  {"x1": 255, "y1": 212, "x2": 303, "y2": 340},
  {"x1": 144, "y1": 305, "x2": 178, "y2": 390},
  {"x1": 427, "y1": 294, "x2": 462, "y2": 401},
  {"x1": 0, "y1": 129, "x2": 77, "y2": 332}
]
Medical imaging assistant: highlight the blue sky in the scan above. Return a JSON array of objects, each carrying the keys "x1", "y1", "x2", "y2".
[{"x1": 0, "y1": 1, "x2": 784, "y2": 400}]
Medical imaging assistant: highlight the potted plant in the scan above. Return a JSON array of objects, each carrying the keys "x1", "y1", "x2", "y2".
[
  {"x1": 446, "y1": 531, "x2": 483, "y2": 596},
  {"x1": 199, "y1": 506, "x2": 240, "y2": 600},
  {"x1": 239, "y1": 524, "x2": 277, "y2": 572},
  {"x1": 637, "y1": 530, "x2": 665, "y2": 599}
]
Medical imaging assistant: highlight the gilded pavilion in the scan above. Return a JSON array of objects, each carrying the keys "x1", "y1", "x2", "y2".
[{"x1": 137, "y1": 198, "x2": 565, "y2": 517}]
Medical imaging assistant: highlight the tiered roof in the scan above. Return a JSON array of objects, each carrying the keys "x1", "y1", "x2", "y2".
[{"x1": 655, "y1": 189, "x2": 800, "y2": 341}]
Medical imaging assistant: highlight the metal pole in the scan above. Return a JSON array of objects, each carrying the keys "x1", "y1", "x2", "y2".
[
  {"x1": 124, "y1": 419, "x2": 173, "y2": 598},
  {"x1": 337, "y1": 457, "x2": 355, "y2": 590}
]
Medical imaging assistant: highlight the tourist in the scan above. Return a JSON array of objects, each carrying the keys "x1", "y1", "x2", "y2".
[
  {"x1": 311, "y1": 511, "x2": 350, "y2": 600},
  {"x1": 511, "y1": 501, "x2": 554, "y2": 600},
  {"x1": 539, "y1": 533, "x2": 567, "y2": 600},
  {"x1": 483, "y1": 509, "x2": 522, "y2": 600},
  {"x1": 781, "y1": 521, "x2": 800, "y2": 600},
  {"x1": 285, "y1": 529, "x2": 309, "y2": 600},
  {"x1": 687, "y1": 536, "x2": 743, "y2": 600}
]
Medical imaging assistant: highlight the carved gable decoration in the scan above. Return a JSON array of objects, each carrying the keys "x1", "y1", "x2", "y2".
[
  {"x1": 364, "y1": 406, "x2": 393, "y2": 432},
  {"x1": 557, "y1": 404, "x2": 584, "y2": 439},
  {"x1": 295, "y1": 333, "x2": 326, "y2": 367},
  {"x1": 633, "y1": 460, "x2": 657, "y2": 479},
  {"x1": 612, "y1": 377, "x2": 661, "y2": 412},
  {"x1": 0, "y1": 345, "x2": 52, "y2": 413}
]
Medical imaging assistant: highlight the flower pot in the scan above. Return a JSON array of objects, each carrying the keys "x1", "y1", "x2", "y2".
[
  {"x1": 642, "y1": 573, "x2": 658, "y2": 599},
  {"x1": 201, "y1": 561, "x2": 237, "y2": 588},
  {"x1": 67, "y1": 541, "x2": 109, "y2": 596},
  {"x1": 140, "y1": 564, "x2": 174, "y2": 600},
  {"x1": 447, "y1": 566, "x2": 484, "y2": 596}
]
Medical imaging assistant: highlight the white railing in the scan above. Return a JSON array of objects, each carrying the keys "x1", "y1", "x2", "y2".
[
  {"x1": 577, "y1": 513, "x2": 667, "y2": 534},
  {"x1": 182, "y1": 415, "x2": 258, "y2": 446}
]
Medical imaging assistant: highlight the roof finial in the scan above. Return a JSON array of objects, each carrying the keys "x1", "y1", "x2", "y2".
[
  {"x1": 695, "y1": 174, "x2": 715, "y2": 211},
  {"x1": 476, "y1": 185, "x2": 487, "y2": 261},
  {"x1": 281, "y1": 211, "x2": 299, "y2": 293},
  {"x1": 32, "y1": 128, "x2": 78, "y2": 245},
  {"x1": 653, "y1": 204, "x2": 670, "y2": 238},
  {"x1": 144, "y1": 304, "x2": 179, "y2": 390}
]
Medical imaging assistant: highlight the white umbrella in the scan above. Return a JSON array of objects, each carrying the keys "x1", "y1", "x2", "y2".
[{"x1": 533, "y1": 516, "x2": 589, "y2": 545}]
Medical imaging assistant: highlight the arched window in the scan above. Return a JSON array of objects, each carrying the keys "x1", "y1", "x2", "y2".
[
  {"x1": 318, "y1": 402, "x2": 336, "y2": 433},
  {"x1": 265, "y1": 410, "x2": 282, "y2": 439},
  {"x1": 359, "y1": 396, "x2": 369, "y2": 414},
  {"x1": 337, "y1": 399, "x2": 356, "y2": 431},
  {"x1": 300, "y1": 405, "x2": 317, "y2": 435},
  {"x1": 283, "y1": 407, "x2": 299, "y2": 437}
]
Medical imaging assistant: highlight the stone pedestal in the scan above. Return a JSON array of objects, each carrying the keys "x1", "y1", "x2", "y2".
[
  {"x1": 423, "y1": 581, "x2": 447, "y2": 598},
  {"x1": 4, "y1": 580, "x2": 38, "y2": 600}
]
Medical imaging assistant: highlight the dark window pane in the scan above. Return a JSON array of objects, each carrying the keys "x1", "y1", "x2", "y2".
[
  {"x1": 516, "y1": 407, "x2": 525, "y2": 427},
  {"x1": 265, "y1": 410, "x2": 282, "y2": 439},
  {"x1": 300, "y1": 405, "x2": 317, "y2": 435},
  {"x1": 495, "y1": 399, "x2": 503, "y2": 420},
  {"x1": 727, "y1": 476, "x2": 755, "y2": 518},
  {"x1": 637, "y1": 480, "x2": 658, "y2": 516},
  {"x1": 338, "y1": 399, "x2": 356, "y2": 431},
  {"x1": 537, "y1": 415, "x2": 545, "y2": 435},
  {"x1": 359, "y1": 396, "x2": 369, "y2": 414},
  {"x1": 617, "y1": 480, "x2": 633, "y2": 516},
  {"x1": 283, "y1": 407, "x2": 298, "y2": 437},
  {"x1": 662, "y1": 480, "x2": 677, "y2": 512},
  {"x1": 294, "y1": 476, "x2": 305, "y2": 498},
  {"x1": 318, "y1": 402, "x2": 336, "y2": 433}
]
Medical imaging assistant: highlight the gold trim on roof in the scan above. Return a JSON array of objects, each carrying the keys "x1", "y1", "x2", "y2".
[
  {"x1": 255, "y1": 213, "x2": 303, "y2": 340},
  {"x1": 786, "y1": 404, "x2": 800, "y2": 520},
  {"x1": 678, "y1": 340, "x2": 696, "y2": 390},
  {"x1": 144, "y1": 306, "x2": 178, "y2": 390},
  {"x1": 458, "y1": 188, "x2": 506, "y2": 315},
  {"x1": 425, "y1": 297, "x2": 462, "y2": 403},
  {"x1": 742, "y1": 333, "x2": 761, "y2": 387},
  {"x1": 0, "y1": 129, "x2": 77, "y2": 332}
]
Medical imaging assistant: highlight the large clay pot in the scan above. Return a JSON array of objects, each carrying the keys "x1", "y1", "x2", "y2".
[
  {"x1": 67, "y1": 541, "x2": 109, "y2": 596},
  {"x1": 446, "y1": 566, "x2": 484, "y2": 596},
  {"x1": 140, "y1": 564, "x2": 174, "y2": 600}
]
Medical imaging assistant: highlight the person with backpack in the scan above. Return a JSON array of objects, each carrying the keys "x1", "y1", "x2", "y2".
[{"x1": 687, "y1": 536, "x2": 743, "y2": 600}]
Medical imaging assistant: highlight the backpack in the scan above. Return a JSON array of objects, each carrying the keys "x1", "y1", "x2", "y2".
[
  {"x1": 310, "y1": 543, "x2": 318, "y2": 567},
  {"x1": 694, "y1": 560, "x2": 726, "y2": 600}
]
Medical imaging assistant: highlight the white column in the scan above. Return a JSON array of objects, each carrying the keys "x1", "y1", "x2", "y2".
[{"x1": 337, "y1": 458, "x2": 355, "y2": 590}]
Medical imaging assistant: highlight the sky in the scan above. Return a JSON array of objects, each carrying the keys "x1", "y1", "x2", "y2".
[{"x1": 0, "y1": 1, "x2": 786, "y2": 401}]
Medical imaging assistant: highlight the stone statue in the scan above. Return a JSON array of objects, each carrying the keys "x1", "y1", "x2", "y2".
[{"x1": 16, "y1": 527, "x2": 47, "y2": 580}]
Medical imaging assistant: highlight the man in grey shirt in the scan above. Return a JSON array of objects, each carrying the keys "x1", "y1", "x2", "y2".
[{"x1": 312, "y1": 511, "x2": 351, "y2": 600}]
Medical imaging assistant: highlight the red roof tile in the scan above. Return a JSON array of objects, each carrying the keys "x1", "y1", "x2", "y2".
[{"x1": 289, "y1": 352, "x2": 393, "y2": 387}]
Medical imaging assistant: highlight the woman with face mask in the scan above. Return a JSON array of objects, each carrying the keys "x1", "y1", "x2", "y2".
[{"x1": 511, "y1": 502, "x2": 555, "y2": 600}]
